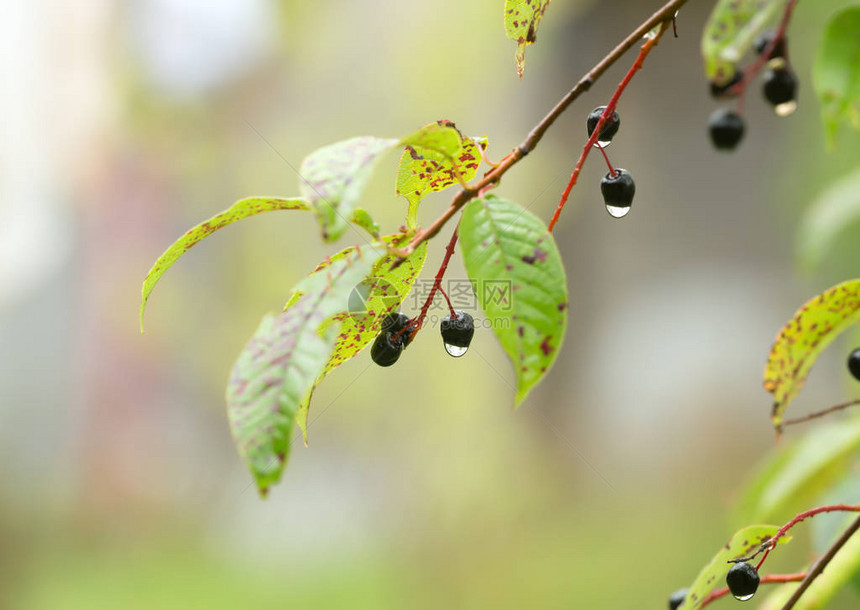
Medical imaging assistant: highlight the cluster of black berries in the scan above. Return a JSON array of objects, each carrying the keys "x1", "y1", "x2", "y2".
[
  {"x1": 370, "y1": 310, "x2": 475, "y2": 367},
  {"x1": 708, "y1": 29, "x2": 798, "y2": 151},
  {"x1": 849, "y1": 348, "x2": 860, "y2": 381},
  {"x1": 666, "y1": 562, "x2": 760, "y2": 608},
  {"x1": 586, "y1": 106, "x2": 635, "y2": 218}
]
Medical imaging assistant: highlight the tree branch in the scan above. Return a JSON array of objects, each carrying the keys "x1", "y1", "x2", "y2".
[
  {"x1": 780, "y1": 515, "x2": 860, "y2": 610},
  {"x1": 781, "y1": 398, "x2": 860, "y2": 428},
  {"x1": 391, "y1": 0, "x2": 690, "y2": 261}
]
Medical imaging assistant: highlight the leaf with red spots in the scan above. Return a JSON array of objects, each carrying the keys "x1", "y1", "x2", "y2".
[
  {"x1": 300, "y1": 123, "x2": 463, "y2": 242},
  {"x1": 765, "y1": 279, "x2": 860, "y2": 429},
  {"x1": 286, "y1": 235, "x2": 428, "y2": 444},
  {"x1": 504, "y1": 0, "x2": 551, "y2": 79},
  {"x1": 396, "y1": 121, "x2": 487, "y2": 227},
  {"x1": 226, "y1": 242, "x2": 386, "y2": 496},
  {"x1": 701, "y1": 0, "x2": 787, "y2": 86},
  {"x1": 140, "y1": 197, "x2": 310, "y2": 333},
  {"x1": 679, "y1": 525, "x2": 788, "y2": 609},
  {"x1": 459, "y1": 195, "x2": 567, "y2": 406}
]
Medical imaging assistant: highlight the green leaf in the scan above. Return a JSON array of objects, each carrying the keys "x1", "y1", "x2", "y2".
[
  {"x1": 139, "y1": 197, "x2": 310, "y2": 333},
  {"x1": 797, "y1": 167, "x2": 860, "y2": 271},
  {"x1": 292, "y1": 236, "x2": 428, "y2": 444},
  {"x1": 299, "y1": 123, "x2": 464, "y2": 242},
  {"x1": 459, "y1": 195, "x2": 567, "y2": 406},
  {"x1": 813, "y1": 7, "x2": 860, "y2": 148},
  {"x1": 735, "y1": 418, "x2": 860, "y2": 525},
  {"x1": 299, "y1": 137, "x2": 398, "y2": 243},
  {"x1": 504, "y1": 0, "x2": 551, "y2": 79},
  {"x1": 226, "y1": 242, "x2": 386, "y2": 495},
  {"x1": 679, "y1": 525, "x2": 788, "y2": 609},
  {"x1": 765, "y1": 280, "x2": 860, "y2": 428},
  {"x1": 351, "y1": 208, "x2": 380, "y2": 239},
  {"x1": 396, "y1": 125, "x2": 487, "y2": 229},
  {"x1": 701, "y1": 0, "x2": 787, "y2": 86}
]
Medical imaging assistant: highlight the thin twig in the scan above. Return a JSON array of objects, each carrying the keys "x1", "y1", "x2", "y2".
[
  {"x1": 391, "y1": 0, "x2": 690, "y2": 261},
  {"x1": 781, "y1": 399, "x2": 860, "y2": 428},
  {"x1": 732, "y1": 504, "x2": 860, "y2": 565},
  {"x1": 780, "y1": 515, "x2": 860, "y2": 610}
]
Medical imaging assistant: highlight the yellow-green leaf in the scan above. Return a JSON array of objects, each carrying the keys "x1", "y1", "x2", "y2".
[
  {"x1": 813, "y1": 7, "x2": 860, "y2": 148},
  {"x1": 504, "y1": 0, "x2": 551, "y2": 79},
  {"x1": 139, "y1": 197, "x2": 310, "y2": 333},
  {"x1": 291, "y1": 236, "x2": 428, "y2": 444},
  {"x1": 765, "y1": 280, "x2": 860, "y2": 428}
]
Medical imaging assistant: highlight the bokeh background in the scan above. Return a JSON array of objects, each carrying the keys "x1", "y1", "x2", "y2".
[{"x1": 3, "y1": 0, "x2": 860, "y2": 608}]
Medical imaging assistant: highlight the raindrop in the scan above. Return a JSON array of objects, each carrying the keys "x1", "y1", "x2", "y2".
[
  {"x1": 774, "y1": 100, "x2": 797, "y2": 117},
  {"x1": 605, "y1": 204, "x2": 631, "y2": 219},
  {"x1": 444, "y1": 343, "x2": 469, "y2": 357},
  {"x1": 733, "y1": 593, "x2": 755, "y2": 602}
]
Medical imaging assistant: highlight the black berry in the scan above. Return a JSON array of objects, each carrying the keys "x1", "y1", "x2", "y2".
[
  {"x1": 586, "y1": 106, "x2": 621, "y2": 144},
  {"x1": 379, "y1": 312, "x2": 414, "y2": 347},
  {"x1": 600, "y1": 169, "x2": 635, "y2": 215},
  {"x1": 710, "y1": 71, "x2": 742, "y2": 99},
  {"x1": 371, "y1": 331, "x2": 404, "y2": 367},
  {"x1": 754, "y1": 29, "x2": 787, "y2": 60},
  {"x1": 726, "y1": 562, "x2": 760, "y2": 600},
  {"x1": 848, "y1": 348, "x2": 860, "y2": 381},
  {"x1": 441, "y1": 311, "x2": 474, "y2": 357},
  {"x1": 762, "y1": 67, "x2": 798, "y2": 108},
  {"x1": 668, "y1": 588, "x2": 688, "y2": 610},
  {"x1": 708, "y1": 108, "x2": 745, "y2": 151}
]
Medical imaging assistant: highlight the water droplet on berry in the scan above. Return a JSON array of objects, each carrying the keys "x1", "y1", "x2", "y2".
[
  {"x1": 444, "y1": 343, "x2": 469, "y2": 357},
  {"x1": 605, "y1": 204, "x2": 631, "y2": 218},
  {"x1": 733, "y1": 593, "x2": 755, "y2": 602},
  {"x1": 774, "y1": 100, "x2": 797, "y2": 116}
]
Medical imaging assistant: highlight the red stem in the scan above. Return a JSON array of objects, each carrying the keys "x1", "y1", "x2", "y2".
[
  {"x1": 548, "y1": 23, "x2": 668, "y2": 232},
  {"x1": 596, "y1": 143, "x2": 617, "y2": 176},
  {"x1": 396, "y1": 227, "x2": 460, "y2": 341},
  {"x1": 734, "y1": 504, "x2": 860, "y2": 566},
  {"x1": 700, "y1": 573, "x2": 806, "y2": 609},
  {"x1": 730, "y1": 0, "x2": 798, "y2": 113}
]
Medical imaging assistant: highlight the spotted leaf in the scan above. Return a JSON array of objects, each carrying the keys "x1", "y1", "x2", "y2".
[
  {"x1": 140, "y1": 197, "x2": 310, "y2": 333},
  {"x1": 299, "y1": 123, "x2": 464, "y2": 242},
  {"x1": 679, "y1": 525, "x2": 789, "y2": 609},
  {"x1": 397, "y1": 122, "x2": 487, "y2": 227},
  {"x1": 459, "y1": 195, "x2": 567, "y2": 406},
  {"x1": 504, "y1": 0, "x2": 551, "y2": 79},
  {"x1": 701, "y1": 0, "x2": 788, "y2": 86},
  {"x1": 227, "y1": 242, "x2": 386, "y2": 495},
  {"x1": 287, "y1": 235, "x2": 428, "y2": 444},
  {"x1": 765, "y1": 279, "x2": 860, "y2": 429}
]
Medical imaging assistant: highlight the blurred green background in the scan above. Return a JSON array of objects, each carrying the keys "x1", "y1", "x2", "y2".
[{"x1": 2, "y1": 0, "x2": 860, "y2": 608}]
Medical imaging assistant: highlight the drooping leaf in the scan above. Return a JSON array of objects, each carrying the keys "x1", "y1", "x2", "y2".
[
  {"x1": 813, "y1": 7, "x2": 860, "y2": 148},
  {"x1": 291, "y1": 236, "x2": 428, "y2": 444},
  {"x1": 226, "y1": 242, "x2": 386, "y2": 495},
  {"x1": 459, "y1": 195, "x2": 567, "y2": 406},
  {"x1": 679, "y1": 525, "x2": 788, "y2": 609},
  {"x1": 765, "y1": 280, "x2": 860, "y2": 428},
  {"x1": 798, "y1": 168, "x2": 860, "y2": 271},
  {"x1": 396, "y1": 125, "x2": 487, "y2": 228},
  {"x1": 701, "y1": 0, "x2": 787, "y2": 85},
  {"x1": 299, "y1": 123, "x2": 464, "y2": 242},
  {"x1": 504, "y1": 0, "x2": 551, "y2": 79},
  {"x1": 735, "y1": 418, "x2": 860, "y2": 525},
  {"x1": 351, "y1": 207, "x2": 380, "y2": 239},
  {"x1": 139, "y1": 197, "x2": 310, "y2": 332}
]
